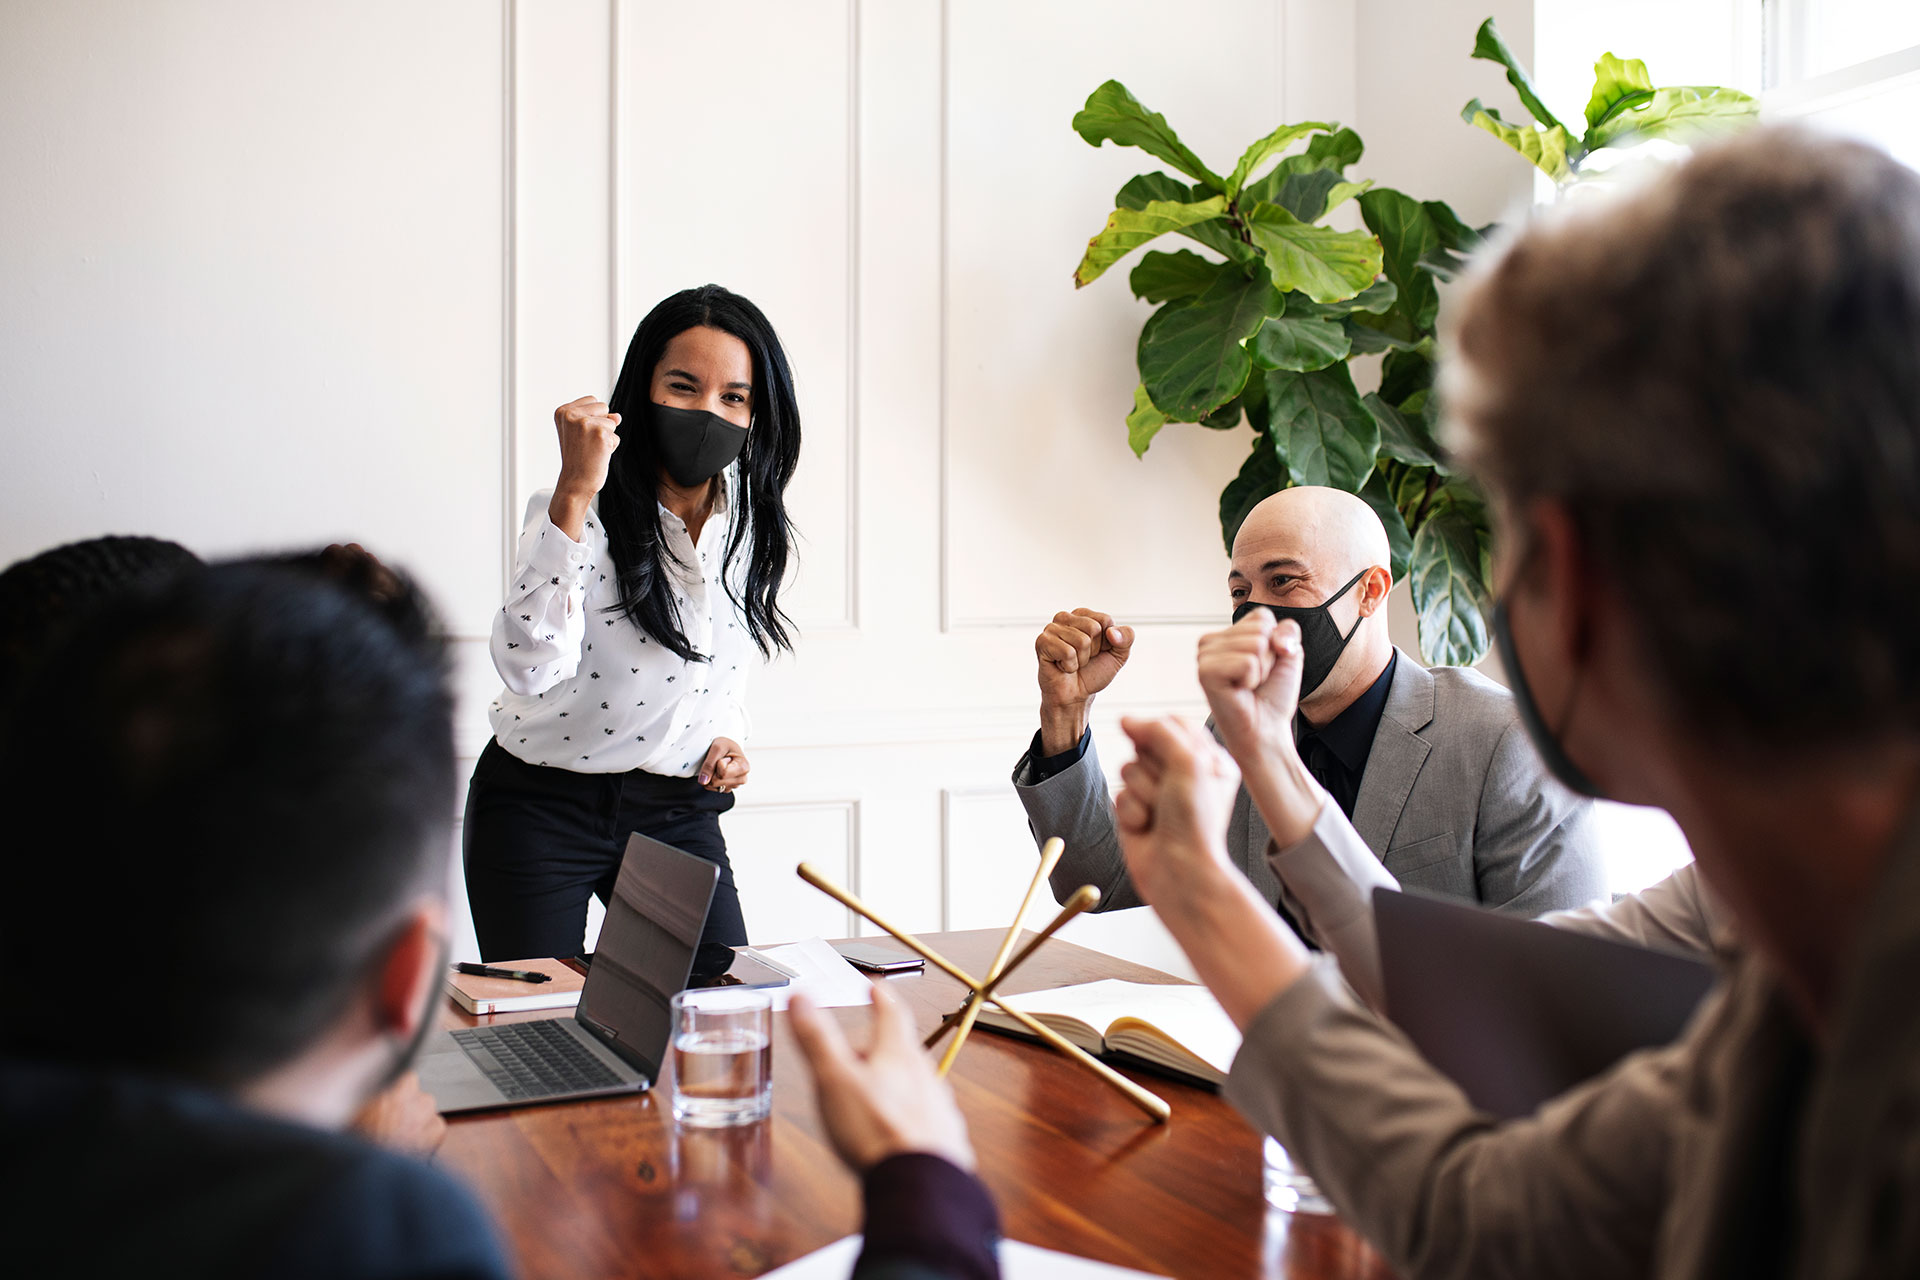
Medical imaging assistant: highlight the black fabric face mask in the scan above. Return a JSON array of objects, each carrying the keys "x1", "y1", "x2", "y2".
[
  {"x1": 1231, "y1": 567, "x2": 1369, "y2": 699},
  {"x1": 1490, "y1": 598, "x2": 1604, "y2": 799},
  {"x1": 650, "y1": 402, "x2": 747, "y2": 487}
]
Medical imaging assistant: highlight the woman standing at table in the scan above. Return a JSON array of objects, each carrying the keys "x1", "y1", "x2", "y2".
[{"x1": 465, "y1": 284, "x2": 800, "y2": 978}]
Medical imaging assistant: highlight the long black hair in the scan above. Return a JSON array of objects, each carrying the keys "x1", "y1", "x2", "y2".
[{"x1": 601, "y1": 284, "x2": 800, "y2": 663}]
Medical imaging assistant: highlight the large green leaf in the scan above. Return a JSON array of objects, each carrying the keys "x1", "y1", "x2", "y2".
[
  {"x1": 1410, "y1": 492, "x2": 1493, "y2": 666},
  {"x1": 1117, "y1": 173, "x2": 1248, "y2": 262},
  {"x1": 1421, "y1": 199, "x2": 1488, "y2": 281},
  {"x1": 1127, "y1": 383, "x2": 1169, "y2": 457},
  {"x1": 1345, "y1": 310, "x2": 1426, "y2": 354},
  {"x1": 1265, "y1": 170, "x2": 1374, "y2": 223},
  {"x1": 1251, "y1": 311, "x2": 1350, "y2": 372},
  {"x1": 1073, "y1": 80, "x2": 1226, "y2": 189},
  {"x1": 1075, "y1": 195, "x2": 1230, "y2": 288},
  {"x1": 1137, "y1": 269, "x2": 1278, "y2": 420},
  {"x1": 1266, "y1": 364, "x2": 1379, "y2": 492},
  {"x1": 1269, "y1": 168, "x2": 1343, "y2": 222},
  {"x1": 1289, "y1": 279, "x2": 1397, "y2": 319},
  {"x1": 1358, "y1": 189, "x2": 1441, "y2": 333},
  {"x1": 1244, "y1": 203, "x2": 1383, "y2": 304},
  {"x1": 1240, "y1": 365, "x2": 1271, "y2": 433},
  {"x1": 1385, "y1": 459, "x2": 1434, "y2": 522},
  {"x1": 1116, "y1": 171, "x2": 1196, "y2": 208},
  {"x1": 1463, "y1": 101, "x2": 1573, "y2": 182},
  {"x1": 1359, "y1": 469, "x2": 1414, "y2": 582},
  {"x1": 1583, "y1": 52, "x2": 1656, "y2": 132},
  {"x1": 1379, "y1": 348, "x2": 1434, "y2": 405},
  {"x1": 1363, "y1": 391, "x2": 1446, "y2": 471},
  {"x1": 1130, "y1": 249, "x2": 1223, "y2": 304},
  {"x1": 1585, "y1": 84, "x2": 1758, "y2": 151},
  {"x1": 1225, "y1": 121, "x2": 1329, "y2": 198},
  {"x1": 1220, "y1": 435, "x2": 1282, "y2": 553},
  {"x1": 1469, "y1": 17, "x2": 1566, "y2": 132},
  {"x1": 1240, "y1": 127, "x2": 1366, "y2": 208},
  {"x1": 1303, "y1": 126, "x2": 1363, "y2": 171}
]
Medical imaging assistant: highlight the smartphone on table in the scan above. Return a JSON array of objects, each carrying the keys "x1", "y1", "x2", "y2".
[{"x1": 833, "y1": 941, "x2": 925, "y2": 974}]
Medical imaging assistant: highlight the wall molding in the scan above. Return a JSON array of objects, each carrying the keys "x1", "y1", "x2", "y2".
[
  {"x1": 938, "y1": 784, "x2": 1024, "y2": 932},
  {"x1": 500, "y1": 0, "x2": 518, "y2": 598},
  {"x1": 600, "y1": 0, "x2": 860, "y2": 632},
  {"x1": 840, "y1": 0, "x2": 863, "y2": 632},
  {"x1": 729, "y1": 795, "x2": 863, "y2": 936},
  {"x1": 936, "y1": 0, "x2": 953, "y2": 632},
  {"x1": 607, "y1": 0, "x2": 626, "y2": 383}
]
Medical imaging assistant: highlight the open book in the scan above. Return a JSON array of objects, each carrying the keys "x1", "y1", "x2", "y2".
[{"x1": 977, "y1": 979, "x2": 1241, "y2": 1087}]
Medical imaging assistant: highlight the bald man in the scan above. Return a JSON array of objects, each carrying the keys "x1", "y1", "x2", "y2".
[{"x1": 1013, "y1": 485, "x2": 1608, "y2": 926}]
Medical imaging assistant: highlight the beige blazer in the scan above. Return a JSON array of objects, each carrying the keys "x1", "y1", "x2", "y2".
[
  {"x1": 1225, "y1": 807, "x2": 1920, "y2": 1280},
  {"x1": 1270, "y1": 802, "x2": 1736, "y2": 1009}
]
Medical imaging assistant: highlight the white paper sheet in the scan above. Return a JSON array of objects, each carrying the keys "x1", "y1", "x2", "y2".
[
  {"x1": 756, "y1": 1235, "x2": 1168, "y2": 1279},
  {"x1": 755, "y1": 936, "x2": 875, "y2": 1011}
]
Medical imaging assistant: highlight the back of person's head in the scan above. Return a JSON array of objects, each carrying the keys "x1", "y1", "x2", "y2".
[
  {"x1": 1448, "y1": 126, "x2": 1920, "y2": 749},
  {"x1": 0, "y1": 560, "x2": 454, "y2": 1089},
  {"x1": 0, "y1": 535, "x2": 201, "y2": 705}
]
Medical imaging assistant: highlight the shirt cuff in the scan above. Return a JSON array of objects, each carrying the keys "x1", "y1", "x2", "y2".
[
  {"x1": 857, "y1": 1153, "x2": 1001, "y2": 1280},
  {"x1": 1015, "y1": 727, "x2": 1092, "y2": 787},
  {"x1": 524, "y1": 514, "x2": 594, "y2": 585}
]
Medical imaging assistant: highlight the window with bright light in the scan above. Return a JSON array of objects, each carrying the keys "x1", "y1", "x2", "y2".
[
  {"x1": 1765, "y1": 0, "x2": 1920, "y2": 85},
  {"x1": 1764, "y1": 0, "x2": 1920, "y2": 171}
]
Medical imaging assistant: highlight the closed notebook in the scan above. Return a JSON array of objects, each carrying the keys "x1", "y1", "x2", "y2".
[
  {"x1": 443, "y1": 958, "x2": 585, "y2": 1015},
  {"x1": 976, "y1": 979, "x2": 1240, "y2": 1087}
]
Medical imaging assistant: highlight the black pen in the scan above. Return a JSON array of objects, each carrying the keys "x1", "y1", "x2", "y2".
[{"x1": 452, "y1": 962, "x2": 551, "y2": 984}]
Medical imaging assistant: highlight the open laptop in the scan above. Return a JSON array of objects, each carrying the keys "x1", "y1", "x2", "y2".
[
  {"x1": 420, "y1": 832, "x2": 719, "y2": 1115},
  {"x1": 1373, "y1": 886, "x2": 1718, "y2": 1120}
]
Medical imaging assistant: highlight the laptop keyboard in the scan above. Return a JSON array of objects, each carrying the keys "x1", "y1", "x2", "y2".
[{"x1": 451, "y1": 1018, "x2": 628, "y2": 1101}]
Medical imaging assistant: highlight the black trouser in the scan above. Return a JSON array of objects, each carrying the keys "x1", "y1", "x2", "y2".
[{"x1": 462, "y1": 739, "x2": 747, "y2": 978}]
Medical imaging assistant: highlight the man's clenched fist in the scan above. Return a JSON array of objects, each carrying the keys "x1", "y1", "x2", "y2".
[{"x1": 1035, "y1": 608, "x2": 1134, "y2": 755}]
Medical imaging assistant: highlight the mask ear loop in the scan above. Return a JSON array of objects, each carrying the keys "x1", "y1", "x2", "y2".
[
  {"x1": 1327, "y1": 567, "x2": 1374, "y2": 643},
  {"x1": 1513, "y1": 537, "x2": 1592, "y2": 772}
]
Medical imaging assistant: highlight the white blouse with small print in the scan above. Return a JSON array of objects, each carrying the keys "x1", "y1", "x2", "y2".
[{"x1": 487, "y1": 483, "x2": 752, "y2": 777}]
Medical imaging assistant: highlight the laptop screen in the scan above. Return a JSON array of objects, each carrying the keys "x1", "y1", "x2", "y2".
[{"x1": 574, "y1": 833, "x2": 719, "y2": 1078}]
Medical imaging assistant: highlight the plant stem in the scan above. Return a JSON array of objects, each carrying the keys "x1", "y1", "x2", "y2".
[{"x1": 1409, "y1": 471, "x2": 1442, "y2": 532}]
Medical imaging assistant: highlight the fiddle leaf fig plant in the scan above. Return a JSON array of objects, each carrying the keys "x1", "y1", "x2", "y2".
[
  {"x1": 1072, "y1": 79, "x2": 1496, "y2": 666},
  {"x1": 1461, "y1": 17, "x2": 1758, "y2": 185}
]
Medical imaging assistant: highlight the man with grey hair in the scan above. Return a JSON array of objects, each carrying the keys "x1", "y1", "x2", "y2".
[
  {"x1": 1013, "y1": 483, "x2": 1608, "y2": 925},
  {"x1": 1109, "y1": 126, "x2": 1920, "y2": 1278}
]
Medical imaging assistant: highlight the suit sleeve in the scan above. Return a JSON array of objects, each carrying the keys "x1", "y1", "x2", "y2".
[
  {"x1": 1224, "y1": 956, "x2": 1706, "y2": 1280},
  {"x1": 1266, "y1": 803, "x2": 1401, "y2": 1010},
  {"x1": 853, "y1": 1153, "x2": 1000, "y2": 1280},
  {"x1": 1011, "y1": 735, "x2": 1144, "y2": 912},
  {"x1": 1471, "y1": 720, "x2": 1611, "y2": 916},
  {"x1": 1540, "y1": 862, "x2": 1728, "y2": 960},
  {"x1": 490, "y1": 489, "x2": 591, "y2": 697}
]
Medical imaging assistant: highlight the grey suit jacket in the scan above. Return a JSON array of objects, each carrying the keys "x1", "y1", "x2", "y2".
[{"x1": 1012, "y1": 648, "x2": 1608, "y2": 919}]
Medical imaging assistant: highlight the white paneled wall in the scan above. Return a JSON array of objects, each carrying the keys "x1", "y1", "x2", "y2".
[{"x1": 7, "y1": 0, "x2": 1606, "y2": 968}]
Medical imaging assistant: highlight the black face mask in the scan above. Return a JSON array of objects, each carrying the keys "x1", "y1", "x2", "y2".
[
  {"x1": 650, "y1": 402, "x2": 747, "y2": 487},
  {"x1": 1231, "y1": 567, "x2": 1369, "y2": 699},
  {"x1": 1490, "y1": 598, "x2": 1604, "y2": 799}
]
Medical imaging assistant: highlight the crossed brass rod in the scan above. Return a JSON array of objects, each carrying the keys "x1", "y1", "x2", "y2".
[
  {"x1": 927, "y1": 883, "x2": 1100, "y2": 1056},
  {"x1": 933, "y1": 837, "x2": 1064, "y2": 1075},
  {"x1": 795, "y1": 861, "x2": 1169, "y2": 1124}
]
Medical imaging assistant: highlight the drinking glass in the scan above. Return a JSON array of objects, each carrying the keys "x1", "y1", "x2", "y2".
[
  {"x1": 669, "y1": 987, "x2": 773, "y2": 1127},
  {"x1": 1263, "y1": 1136, "x2": 1333, "y2": 1214}
]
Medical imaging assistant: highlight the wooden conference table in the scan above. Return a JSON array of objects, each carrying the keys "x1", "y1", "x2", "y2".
[{"x1": 438, "y1": 930, "x2": 1393, "y2": 1280}]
